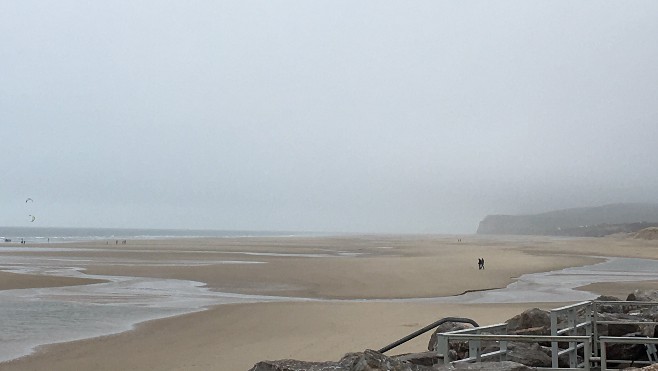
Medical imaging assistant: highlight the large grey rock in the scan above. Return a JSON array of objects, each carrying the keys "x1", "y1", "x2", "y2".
[
  {"x1": 603, "y1": 333, "x2": 649, "y2": 363},
  {"x1": 506, "y1": 308, "x2": 550, "y2": 334},
  {"x1": 596, "y1": 312, "x2": 650, "y2": 337},
  {"x1": 506, "y1": 343, "x2": 551, "y2": 367},
  {"x1": 248, "y1": 359, "x2": 349, "y2": 371},
  {"x1": 434, "y1": 361, "x2": 536, "y2": 370},
  {"x1": 428, "y1": 322, "x2": 475, "y2": 351},
  {"x1": 393, "y1": 351, "x2": 440, "y2": 367},
  {"x1": 248, "y1": 350, "x2": 432, "y2": 371},
  {"x1": 479, "y1": 342, "x2": 551, "y2": 368},
  {"x1": 627, "y1": 290, "x2": 658, "y2": 302},
  {"x1": 248, "y1": 352, "x2": 361, "y2": 371},
  {"x1": 350, "y1": 349, "x2": 434, "y2": 371},
  {"x1": 594, "y1": 295, "x2": 623, "y2": 313},
  {"x1": 511, "y1": 326, "x2": 550, "y2": 336},
  {"x1": 630, "y1": 364, "x2": 658, "y2": 370},
  {"x1": 427, "y1": 321, "x2": 480, "y2": 360}
]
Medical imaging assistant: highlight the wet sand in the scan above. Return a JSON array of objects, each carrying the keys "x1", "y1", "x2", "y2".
[
  {"x1": 1, "y1": 234, "x2": 657, "y2": 370},
  {"x1": 0, "y1": 271, "x2": 105, "y2": 291}
]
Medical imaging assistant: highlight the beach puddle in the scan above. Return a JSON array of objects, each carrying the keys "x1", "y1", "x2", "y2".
[
  {"x1": 425, "y1": 257, "x2": 658, "y2": 304},
  {"x1": 0, "y1": 255, "x2": 309, "y2": 363}
]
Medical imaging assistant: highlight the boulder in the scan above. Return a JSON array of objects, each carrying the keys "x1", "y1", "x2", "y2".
[
  {"x1": 427, "y1": 321, "x2": 480, "y2": 360},
  {"x1": 507, "y1": 342, "x2": 552, "y2": 367},
  {"x1": 608, "y1": 322, "x2": 643, "y2": 337},
  {"x1": 632, "y1": 364, "x2": 658, "y2": 370},
  {"x1": 627, "y1": 290, "x2": 658, "y2": 302},
  {"x1": 434, "y1": 361, "x2": 536, "y2": 370},
  {"x1": 603, "y1": 333, "x2": 650, "y2": 364},
  {"x1": 248, "y1": 352, "x2": 363, "y2": 371},
  {"x1": 506, "y1": 308, "x2": 550, "y2": 334},
  {"x1": 512, "y1": 326, "x2": 550, "y2": 336},
  {"x1": 479, "y1": 342, "x2": 551, "y2": 368},
  {"x1": 349, "y1": 349, "x2": 434, "y2": 371},
  {"x1": 248, "y1": 359, "x2": 350, "y2": 371},
  {"x1": 428, "y1": 321, "x2": 475, "y2": 351},
  {"x1": 392, "y1": 351, "x2": 440, "y2": 367},
  {"x1": 597, "y1": 295, "x2": 622, "y2": 301},
  {"x1": 248, "y1": 351, "x2": 433, "y2": 371},
  {"x1": 594, "y1": 295, "x2": 623, "y2": 313}
]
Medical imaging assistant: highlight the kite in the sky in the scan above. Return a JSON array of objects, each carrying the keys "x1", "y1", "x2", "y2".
[
  {"x1": 29, "y1": 215, "x2": 36, "y2": 222},
  {"x1": 26, "y1": 198, "x2": 33, "y2": 203}
]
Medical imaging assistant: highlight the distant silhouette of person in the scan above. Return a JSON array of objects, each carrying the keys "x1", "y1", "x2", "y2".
[
  {"x1": 481, "y1": 258, "x2": 485, "y2": 269},
  {"x1": 478, "y1": 258, "x2": 483, "y2": 270}
]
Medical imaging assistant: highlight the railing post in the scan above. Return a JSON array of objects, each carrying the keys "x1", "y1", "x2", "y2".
[
  {"x1": 470, "y1": 338, "x2": 481, "y2": 362},
  {"x1": 600, "y1": 338, "x2": 607, "y2": 371},
  {"x1": 583, "y1": 336, "x2": 591, "y2": 371},
  {"x1": 593, "y1": 301, "x2": 600, "y2": 357},
  {"x1": 585, "y1": 302, "x2": 593, "y2": 368},
  {"x1": 438, "y1": 334, "x2": 450, "y2": 364},
  {"x1": 499, "y1": 340, "x2": 507, "y2": 362},
  {"x1": 551, "y1": 310, "x2": 559, "y2": 368},
  {"x1": 585, "y1": 302, "x2": 592, "y2": 338},
  {"x1": 568, "y1": 307, "x2": 577, "y2": 367}
]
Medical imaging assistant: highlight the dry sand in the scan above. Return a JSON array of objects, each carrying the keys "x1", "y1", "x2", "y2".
[{"x1": 1, "y1": 234, "x2": 658, "y2": 370}]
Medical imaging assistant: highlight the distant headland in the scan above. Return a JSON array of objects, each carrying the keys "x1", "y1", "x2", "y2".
[{"x1": 476, "y1": 203, "x2": 658, "y2": 237}]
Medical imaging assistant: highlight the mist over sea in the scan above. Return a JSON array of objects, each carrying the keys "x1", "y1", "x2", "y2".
[{"x1": 0, "y1": 226, "x2": 315, "y2": 243}]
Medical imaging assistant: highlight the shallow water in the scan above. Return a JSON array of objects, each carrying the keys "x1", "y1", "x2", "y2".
[
  {"x1": 0, "y1": 253, "x2": 311, "y2": 363},
  {"x1": 1, "y1": 250, "x2": 657, "y2": 363},
  {"x1": 427, "y1": 257, "x2": 658, "y2": 303}
]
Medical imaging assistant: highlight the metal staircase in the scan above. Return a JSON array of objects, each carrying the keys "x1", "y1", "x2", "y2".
[{"x1": 378, "y1": 300, "x2": 658, "y2": 370}]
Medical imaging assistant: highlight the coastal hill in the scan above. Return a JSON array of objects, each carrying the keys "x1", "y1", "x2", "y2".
[{"x1": 476, "y1": 203, "x2": 658, "y2": 237}]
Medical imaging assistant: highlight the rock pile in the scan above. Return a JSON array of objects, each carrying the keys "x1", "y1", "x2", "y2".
[
  {"x1": 248, "y1": 351, "x2": 534, "y2": 371},
  {"x1": 249, "y1": 290, "x2": 658, "y2": 371}
]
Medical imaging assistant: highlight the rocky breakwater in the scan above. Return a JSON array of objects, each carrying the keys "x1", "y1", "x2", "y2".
[{"x1": 249, "y1": 290, "x2": 658, "y2": 371}]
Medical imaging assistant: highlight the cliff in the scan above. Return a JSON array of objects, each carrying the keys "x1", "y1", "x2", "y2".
[{"x1": 477, "y1": 203, "x2": 658, "y2": 237}]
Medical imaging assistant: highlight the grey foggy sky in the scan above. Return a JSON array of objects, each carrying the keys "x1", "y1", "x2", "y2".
[{"x1": 2, "y1": 1, "x2": 658, "y2": 234}]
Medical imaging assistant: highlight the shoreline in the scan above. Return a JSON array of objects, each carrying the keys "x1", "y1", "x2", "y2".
[
  {"x1": 2, "y1": 301, "x2": 572, "y2": 371},
  {"x1": 0, "y1": 235, "x2": 656, "y2": 370}
]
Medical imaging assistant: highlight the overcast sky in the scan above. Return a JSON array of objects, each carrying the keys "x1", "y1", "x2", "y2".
[{"x1": 2, "y1": 1, "x2": 657, "y2": 234}]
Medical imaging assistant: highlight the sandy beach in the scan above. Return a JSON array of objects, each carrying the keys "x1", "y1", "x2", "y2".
[{"x1": 1, "y1": 234, "x2": 658, "y2": 370}]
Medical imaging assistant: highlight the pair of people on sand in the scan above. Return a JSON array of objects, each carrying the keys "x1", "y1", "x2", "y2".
[{"x1": 478, "y1": 258, "x2": 485, "y2": 270}]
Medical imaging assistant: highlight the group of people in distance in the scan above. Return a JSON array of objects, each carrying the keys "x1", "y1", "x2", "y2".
[{"x1": 478, "y1": 257, "x2": 485, "y2": 270}]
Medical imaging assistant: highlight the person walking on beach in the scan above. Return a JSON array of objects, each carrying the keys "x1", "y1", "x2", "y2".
[
  {"x1": 477, "y1": 258, "x2": 483, "y2": 270},
  {"x1": 481, "y1": 258, "x2": 485, "y2": 270}
]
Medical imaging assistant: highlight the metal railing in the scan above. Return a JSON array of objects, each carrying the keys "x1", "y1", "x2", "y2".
[
  {"x1": 434, "y1": 323, "x2": 507, "y2": 362},
  {"x1": 598, "y1": 336, "x2": 658, "y2": 370},
  {"x1": 592, "y1": 300, "x2": 658, "y2": 355},
  {"x1": 377, "y1": 317, "x2": 479, "y2": 354},
  {"x1": 377, "y1": 300, "x2": 658, "y2": 369},
  {"x1": 550, "y1": 302, "x2": 593, "y2": 368},
  {"x1": 591, "y1": 301, "x2": 658, "y2": 370},
  {"x1": 435, "y1": 300, "x2": 658, "y2": 369},
  {"x1": 437, "y1": 333, "x2": 591, "y2": 370}
]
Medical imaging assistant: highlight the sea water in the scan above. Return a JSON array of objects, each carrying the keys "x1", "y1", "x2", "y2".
[{"x1": 0, "y1": 226, "x2": 314, "y2": 244}]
